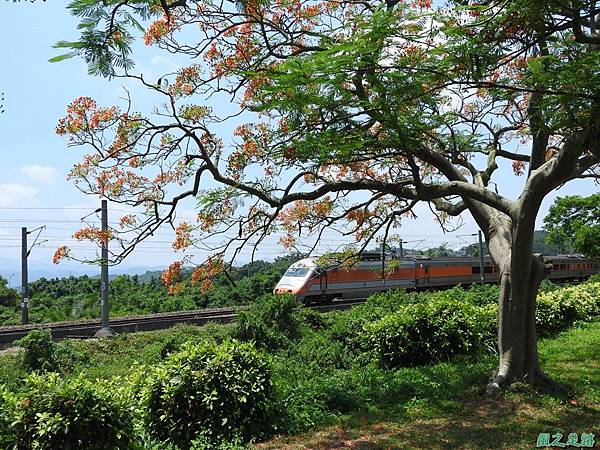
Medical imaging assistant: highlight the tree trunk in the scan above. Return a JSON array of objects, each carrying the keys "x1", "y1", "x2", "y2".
[
  {"x1": 487, "y1": 254, "x2": 545, "y2": 393},
  {"x1": 485, "y1": 228, "x2": 570, "y2": 396}
]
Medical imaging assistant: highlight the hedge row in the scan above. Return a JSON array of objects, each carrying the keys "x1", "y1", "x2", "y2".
[
  {"x1": 536, "y1": 282, "x2": 600, "y2": 337},
  {"x1": 361, "y1": 282, "x2": 600, "y2": 368}
]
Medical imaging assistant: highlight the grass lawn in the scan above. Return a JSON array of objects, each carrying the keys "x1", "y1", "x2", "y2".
[{"x1": 255, "y1": 321, "x2": 600, "y2": 450}]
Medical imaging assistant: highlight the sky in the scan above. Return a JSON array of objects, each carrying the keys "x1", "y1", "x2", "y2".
[{"x1": 0, "y1": 1, "x2": 597, "y2": 283}]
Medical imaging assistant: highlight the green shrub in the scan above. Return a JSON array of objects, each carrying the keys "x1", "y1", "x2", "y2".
[
  {"x1": 586, "y1": 272, "x2": 600, "y2": 284},
  {"x1": 328, "y1": 289, "x2": 421, "y2": 352},
  {"x1": 234, "y1": 294, "x2": 304, "y2": 349},
  {"x1": 0, "y1": 373, "x2": 133, "y2": 449},
  {"x1": 536, "y1": 282, "x2": 600, "y2": 337},
  {"x1": 140, "y1": 340, "x2": 274, "y2": 449},
  {"x1": 17, "y1": 328, "x2": 58, "y2": 372},
  {"x1": 539, "y1": 279, "x2": 560, "y2": 293},
  {"x1": 269, "y1": 358, "x2": 332, "y2": 434},
  {"x1": 456, "y1": 284, "x2": 500, "y2": 306},
  {"x1": 363, "y1": 299, "x2": 495, "y2": 369}
]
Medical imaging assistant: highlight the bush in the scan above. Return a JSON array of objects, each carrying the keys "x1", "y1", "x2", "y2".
[
  {"x1": 586, "y1": 272, "x2": 600, "y2": 284},
  {"x1": 363, "y1": 298, "x2": 495, "y2": 369},
  {"x1": 0, "y1": 373, "x2": 133, "y2": 449},
  {"x1": 140, "y1": 340, "x2": 274, "y2": 448},
  {"x1": 328, "y1": 289, "x2": 422, "y2": 352},
  {"x1": 17, "y1": 328, "x2": 58, "y2": 372},
  {"x1": 234, "y1": 294, "x2": 304, "y2": 350},
  {"x1": 536, "y1": 282, "x2": 600, "y2": 337}
]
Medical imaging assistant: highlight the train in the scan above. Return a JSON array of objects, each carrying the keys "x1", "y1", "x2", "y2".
[{"x1": 273, "y1": 252, "x2": 600, "y2": 303}]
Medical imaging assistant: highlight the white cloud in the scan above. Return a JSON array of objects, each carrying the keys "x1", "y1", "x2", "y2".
[
  {"x1": 20, "y1": 165, "x2": 60, "y2": 184},
  {"x1": 150, "y1": 55, "x2": 178, "y2": 71},
  {"x1": 0, "y1": 183, "x2": 39, "y2": 207}
]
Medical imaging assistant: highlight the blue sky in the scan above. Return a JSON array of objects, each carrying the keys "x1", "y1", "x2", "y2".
[{"x1": 0, "y1": 1, "x2": 596, "y2": 282}]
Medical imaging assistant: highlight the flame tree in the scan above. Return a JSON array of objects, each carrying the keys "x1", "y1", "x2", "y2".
[{"x1": 54, "y1": 0, "x2": 600, "y2": 393}]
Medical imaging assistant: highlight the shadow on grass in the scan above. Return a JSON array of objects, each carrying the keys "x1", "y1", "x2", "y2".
[
  {"x1": 259, "y1": 322, "x2": 600, "y2": 450},
  {"x1": 259, "y1": 395, "x2": 599, "y2": 449}
]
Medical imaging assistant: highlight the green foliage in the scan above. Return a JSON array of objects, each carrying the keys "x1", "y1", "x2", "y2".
[
  {"x1": 0, "y1": 276, "x2": 17, "y2": 307},
  {"x1": 544, "y1": 194, "x2": 600, "y2": 258},
  {"x1": 0, "y1": 257, "x2": 298, "y2": 326},
  {"x1": 140, "y1": 340, "x2": 274, "y2": 448},
  {"x1": 234, "y1": 294, "x2": 304, "y2": 349},
  {"x1": 17, "y1": 328, "x2": 59, "y2": 373},
  {"x1": 536, "y1": 282, "x2": 600, "y2": 337},
  {"x1": 0, "y1": 373, "x2": 133, "y2": 449},
  {"x1": 587, "y1": 273, "x2": 600, "y2": 283},
  {"x1": 363, "y1": 298, "x2": 495, "y2": 369}
]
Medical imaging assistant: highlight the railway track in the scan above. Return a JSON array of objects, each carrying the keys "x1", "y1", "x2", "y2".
[{"x1": 0, "y1": 298, "x2": 365, "y2": 346}]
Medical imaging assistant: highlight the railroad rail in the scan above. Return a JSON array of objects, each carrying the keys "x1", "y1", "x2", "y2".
[{"x1": 0, "y1": 298, "x2": 364, "y2": 346}]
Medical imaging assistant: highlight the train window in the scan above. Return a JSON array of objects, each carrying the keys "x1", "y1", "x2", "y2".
[
  {"x1": 472, "y1": 266, "x2": 480, "y2": 274},
  {"x1": 284, "y1": 267, "x2": 311, "y2": 277},
  {"x1": 560, "y1": 264, "x2": 566, "y2": 270},
  {"x1": 484, "y1": 266, "x2": 494, "y2": 273}
]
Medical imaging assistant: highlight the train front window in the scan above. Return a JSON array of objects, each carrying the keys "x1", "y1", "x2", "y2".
[{"x1": 284, "y1": 267, "x2": 311, "y2": 277}]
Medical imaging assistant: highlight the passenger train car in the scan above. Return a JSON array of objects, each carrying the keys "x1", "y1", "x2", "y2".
[{"x1": 273, "y1": 253, "x2": 600, "y2": 303}]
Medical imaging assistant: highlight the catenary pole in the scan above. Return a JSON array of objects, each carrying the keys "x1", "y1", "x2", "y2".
[
  {"x1": 95, "y1": 199, "x2": 114, "y2": 337},
  {"x1": 21, "y1": 227, "x2": 28, "y2": 324}
]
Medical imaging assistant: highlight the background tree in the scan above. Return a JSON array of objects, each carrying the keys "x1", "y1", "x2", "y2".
[
  {"x1": 544, "y1": 194, "x2": 600, "y2": 258},
  {"x1": 54, "y1": 0, "x2": 600, "y2": 394},
  {"x1": 0, "y1": 276, "x2": 18, "y2": 307}
]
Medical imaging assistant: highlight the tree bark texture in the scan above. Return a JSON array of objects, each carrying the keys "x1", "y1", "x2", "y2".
[{"x1": 484, "y1": 216, "x2": 568, "y2": 396}]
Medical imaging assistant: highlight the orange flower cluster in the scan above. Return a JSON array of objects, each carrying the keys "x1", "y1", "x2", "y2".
[
  {"x1": 313, "y1": 197, "x2": 333, "y2": 217},
  {"x1": 512, "y1": 160, "x2": 526, "y2": 176},
  {"x1": 241, "y1": 75, "x2": 269, "y2": 107},
  {"x1": 411, "y1": 0, "x2": 431, "y2": 8},
  {"x1": 173, "y1": 222, "x2": 194, "y2": 250},
  {"x1": 57, "y1": 97, "x2": 121, "y2": 139},
  {"x1": 89, "y1": 107, "x2": 118, "y2": 130},
  {"x1": 169, "y1": 65, "x2": 202, "y2": 97},
  {"x1": 90, "y1": 166, "x2": 150, "y2": 199},
  {"x1": 228, "y1": 139, "x2": 261, "y2": 173},
  {"x1": 109, "y1": 113, "x2": 138, "y2": 154},
  {"x1": 278, "y1": 234, "x2": 297, "y2": 249},
  {"x1": 197, "y1": 210, "x2": 216, "y2": 230},
  {"x1": 73, "y1": 227, "x2": 113, "y2": 246},
  {"x1": 119, "y1": 214, "x2": 136, "y2": 228},
  {"x1": 56, "y1": 97, "x2": 96, "y2": 135},
  {"x1": 68, "y1": 154, "x2": 100, "y2": 180},
  {"x1": 143, "y1": 16, "x2": 174, "y2": 45},
  {"x1": 180, "y1": 104, "x2": 210, "y2": 123},
  {"x1": 279, "y1": 200, "x2": 311, "y2": 232},
  {"x1": 162, "y1": 261, "x2": 183, "y2": 293},
  {"x1": 190, "y1": 257, "x2": 225, "y2": 293},
  {"x1": 205, "y1": 43, "x2": 220, "y2": 60},
  {"x1": 346, "y1": 208, "x2": 372, "y2": 226},
  {"x1": 52, "y1": 245, "x2": 70, "y2": 264}
]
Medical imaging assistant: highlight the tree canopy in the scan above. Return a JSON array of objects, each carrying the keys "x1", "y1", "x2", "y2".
[
  {"x1": 544, "y1": 194, "x2": 600, "y2": 258},
  {"x1": 54, "y1": 0, "x2": 600, "y2": 391}
]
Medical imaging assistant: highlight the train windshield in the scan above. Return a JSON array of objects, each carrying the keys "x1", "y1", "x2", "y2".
[{"x1": 284, "y1": 267, "x2": 311, "y2": 277}]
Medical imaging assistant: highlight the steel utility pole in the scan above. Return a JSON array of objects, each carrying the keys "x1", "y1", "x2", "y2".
[
  {"x1": 399, "y1": 238, "x2": 404, "y2": 258},
  {"x1": 21, "y1": 227, "x2": 29, "y2": 324},
  {"x1": 478, "y1": 230, "x2": 485, "y2": 285},
  {"x1": 95, "y1": 199, "x2": 114, "y2": 338}
]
